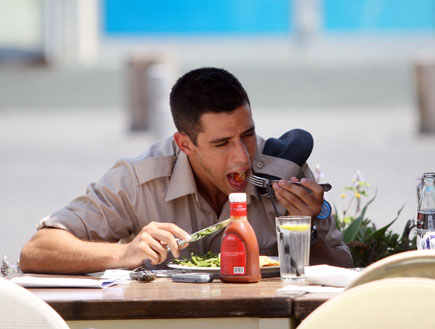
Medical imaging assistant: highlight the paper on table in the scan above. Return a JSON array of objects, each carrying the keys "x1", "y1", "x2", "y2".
[
  {"x1": 305, "y1": 265, "x2": 361, "y2": 287},
  {"x1": 11, "y1": 276, "x2": 117, "y2": 289},
  {"x1": 100, "y1": 269, "x2": 132, "y2": 281}
]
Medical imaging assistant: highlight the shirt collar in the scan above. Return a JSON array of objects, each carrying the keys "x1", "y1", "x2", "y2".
[
  {"x1": 165, "y1": 151, "x2": 198, "y2": 202},
  {"x1": 245, "y1": 180, "x2": 260, "y2": 204}
]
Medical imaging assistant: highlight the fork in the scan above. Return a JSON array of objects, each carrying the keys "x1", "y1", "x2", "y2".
[{"x1": 247, "y1": 174, "x2": 332, "y2": 192}]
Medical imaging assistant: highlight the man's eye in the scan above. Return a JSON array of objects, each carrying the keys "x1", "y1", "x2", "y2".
[
  {"x1": 215, "y1": 142, "x2": 228, "y2": 147},
  {"x1": 242, "y1": 132, "x2": 255, "y2": 139}
]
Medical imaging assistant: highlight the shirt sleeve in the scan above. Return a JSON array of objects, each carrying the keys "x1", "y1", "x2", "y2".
[
  {"x1": 254, "y1": 150, "x2": 351, "y2": 258},
  {"x1": 37, "y1": 160, "x2": 141, "y2": 242},
  {"x1": 301, "y1": 164, "x2": 352, "y2": 257}
]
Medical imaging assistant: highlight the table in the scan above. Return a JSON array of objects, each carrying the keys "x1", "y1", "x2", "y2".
[{"x1": 30, "y1": 277, "x2": 338, "y2": 329}]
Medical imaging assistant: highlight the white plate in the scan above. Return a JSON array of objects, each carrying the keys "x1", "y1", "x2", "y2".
[{"x1": 167, "y1": 263, "x2": 280, "y2": 277}]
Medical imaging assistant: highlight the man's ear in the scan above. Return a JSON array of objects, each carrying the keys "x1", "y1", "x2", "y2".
[{"x1": 174, "y1": 132, "x2": 196, "y2": 155}]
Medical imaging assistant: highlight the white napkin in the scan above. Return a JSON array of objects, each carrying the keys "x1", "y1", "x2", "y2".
[
  {"x1": 11, "y1": 276, "x2": 117, "y2": 289},
  {"x1": 305, "y1": 265, "x2": 361, "y2": 287},
  {"x1": 100, "y1": 269, "x2": 133, "y2": 281}
]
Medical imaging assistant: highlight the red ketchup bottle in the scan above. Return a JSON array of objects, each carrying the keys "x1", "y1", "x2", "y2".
[{"x1": 220, "y1": 193, "x2": 261, "y2": 283}]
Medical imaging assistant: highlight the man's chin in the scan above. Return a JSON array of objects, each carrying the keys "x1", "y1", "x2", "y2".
[{"x1": 226, "y1": 180, "x2": 248, "y2": 193}]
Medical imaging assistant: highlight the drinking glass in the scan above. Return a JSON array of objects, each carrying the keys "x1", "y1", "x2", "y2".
[{"x1": 275, "y1": 216, "x2": 311, "y2": 281}]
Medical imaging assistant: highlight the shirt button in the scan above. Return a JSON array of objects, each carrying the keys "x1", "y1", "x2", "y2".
[{"x1": 256, "y1": 161, "x2": 264, "y2": 169}]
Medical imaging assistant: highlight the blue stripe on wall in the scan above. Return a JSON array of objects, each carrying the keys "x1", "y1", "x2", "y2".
[
  {"x1": 103, "y1": 0, "x2": 291, "y2": 35},
  {"x1": 325, "y1": 0, "x2": 435, "y2": 31}
]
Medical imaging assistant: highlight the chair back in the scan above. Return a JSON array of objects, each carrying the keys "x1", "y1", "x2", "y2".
[
  {"x1": 0, "y1": 277, "x2": 70, "y2": 329},
  {"x1": 347, "y1": 250, "x2": 435, "y2": 289},
  {"x1": 297, "y1": 277, "x2": 435, "y2": 329}
]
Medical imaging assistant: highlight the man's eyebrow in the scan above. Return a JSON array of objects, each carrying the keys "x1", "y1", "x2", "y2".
[{"x1": 209, "y1": 125, "x2": 256, "y2": 144}]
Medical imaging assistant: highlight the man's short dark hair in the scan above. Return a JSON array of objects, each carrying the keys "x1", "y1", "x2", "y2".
[{"x1": 170, "y1": 67, "x2": 250, "y2": 144}]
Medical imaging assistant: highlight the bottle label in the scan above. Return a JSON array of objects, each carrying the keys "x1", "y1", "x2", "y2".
[
  {"x1": 220, "y1": 233, "x2": 246, "y2": 275},
  {"x1": 230, "y1": 202, "x2": 247, "y2": 217},
  {"x1": 417, "y1": 211, "x2": 435, "y2": 230}
]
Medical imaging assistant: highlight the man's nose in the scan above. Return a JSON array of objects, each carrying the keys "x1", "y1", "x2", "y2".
[{"x1": 233, "y1": 140, "x2": 249, "y2": 164}]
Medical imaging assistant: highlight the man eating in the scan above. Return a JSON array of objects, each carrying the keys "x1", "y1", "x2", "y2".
[{"x1": 20, "y1": 67, "x2": 352, "y2": 273}]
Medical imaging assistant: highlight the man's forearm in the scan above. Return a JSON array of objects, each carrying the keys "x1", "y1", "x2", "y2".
[
  {"x1": 309, "y1": 235, "x2": 354, "y2": 268},
  {"x1": 20, "y1": 228, "x2": 127, "y2": 274}
]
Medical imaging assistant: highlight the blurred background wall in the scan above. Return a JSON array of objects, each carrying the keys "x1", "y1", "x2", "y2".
[{"x1": 1, "y1": 0, "x2": 435, "y2": 264}]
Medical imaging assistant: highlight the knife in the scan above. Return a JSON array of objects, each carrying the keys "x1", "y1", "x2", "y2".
[{"x1": 167, "y1": 219, "x2": 230, "y2": 251}]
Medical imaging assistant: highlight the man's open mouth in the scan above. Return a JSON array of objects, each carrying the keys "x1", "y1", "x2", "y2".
[{"x1": 227, "y1": 170, "x2": 249, "y2": 188}]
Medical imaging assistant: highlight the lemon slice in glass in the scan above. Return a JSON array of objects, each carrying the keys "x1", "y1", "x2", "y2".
[{"x1": 280, "y1": 224, "x2": 310, "y2": 232}]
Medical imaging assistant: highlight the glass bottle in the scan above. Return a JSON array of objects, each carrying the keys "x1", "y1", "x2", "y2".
[{"x1": 417, "y1": 172, "x2": 435, "y2": 249}]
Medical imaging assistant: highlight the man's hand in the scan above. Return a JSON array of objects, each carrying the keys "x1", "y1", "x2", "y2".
[
  {"x1": 272, "y1": 177, "x2": 323, "y2": 217},
  {"x1": 122, "y1": 222, "x2": 191, "y2": 268},
  {"x1": 20, "y1": 223, "x2": 191, "y2": 274}
]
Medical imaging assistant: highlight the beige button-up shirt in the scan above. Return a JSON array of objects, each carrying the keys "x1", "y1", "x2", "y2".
[{"x1": 38, "y1": 136, "x2": 350, "y2": 258}]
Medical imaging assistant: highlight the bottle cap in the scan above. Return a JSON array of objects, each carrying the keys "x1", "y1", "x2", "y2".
[{"x1": 229, "y1": 193, "x2": 246, "y2": 203}]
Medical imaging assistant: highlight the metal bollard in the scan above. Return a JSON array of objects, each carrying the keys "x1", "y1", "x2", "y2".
[{"x1": 126, "y1": 55, "x2": 175, "y2": 136}]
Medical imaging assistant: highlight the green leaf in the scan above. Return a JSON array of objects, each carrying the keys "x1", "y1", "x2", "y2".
[
  {"x1": 366, "y1": 203, "x2": 405, "y2": 241},
  {"x1": 343, "y1": 216, "x2": 363, "y2": 244},
  {"x1": 342, "y1": 193, "x2": 377, "y2": 243}
]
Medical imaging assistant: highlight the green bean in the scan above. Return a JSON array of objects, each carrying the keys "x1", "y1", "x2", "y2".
[
  {"x1": 173, "y1": 252, "x2": 220, "y2": 267},
  {"x1": 191, "y1": 255, "x2": 200, "y2": 266}
]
